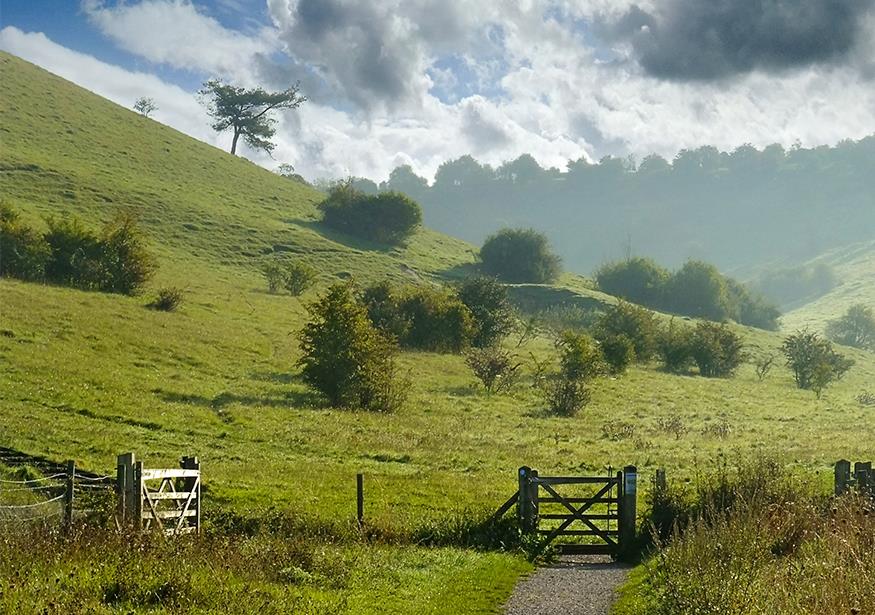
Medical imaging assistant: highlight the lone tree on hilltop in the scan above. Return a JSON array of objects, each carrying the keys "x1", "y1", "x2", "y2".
[
  {"x1": 133, "y1": 97, "x2": 157, "y2": 118},
  {"x1": 198, "y1": 80, "x2": 306, "y2": 155}
]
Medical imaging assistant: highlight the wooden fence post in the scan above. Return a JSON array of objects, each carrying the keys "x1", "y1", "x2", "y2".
[
  {"x1": 655, "y1": 468, "x2": 667, "y2": 493},
  {"x1": 356, "y1": 473, "x2": 364, "y2": 528},
  {"x1": 835, "y1": 459, "x2": 851, "y2": 496},
  {"x1": 117, "y1": 453, "x2": 135, "y2": 525},
  {"x1": 180, "y1": 456, "x2": 201, "y2": 534},
  {"x1": 517, "y1": 466, "x2": 534, "y2": 533},
  {"x1": 530, "y1": 469, "x2": 539, "y2": 530},
  {"x1": 619, "y1": 465, "x2": 637, "y2": 558},
  {"x1": 64, "y1": 460, "x2": 75, "y2": 531},
  {"x1": 133, "y1": 461, "x2": 144, "y2": 530}
]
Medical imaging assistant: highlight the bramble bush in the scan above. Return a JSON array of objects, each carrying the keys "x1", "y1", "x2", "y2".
[
  {"x1": 465, "y1": 346, "x2": 521, "y2": 394},
  {"x1": 535, "y1": 332, "x2": 604, "y2": 416},
  {"x1": 782, "y1": 330, "x2": 854, "y2": 398},
  {"x1": 362, "y1": 282, "x2": 475, "y2": 353},
  {"x1": 5, "y1": 207, "x2": 156, "y2": 295},
  {"x1": 599, "y1": 333, "x2": 636, "y2": 374},
  {"x1": 0, "y1": 203, "x2": 50, "y2": 281},
  {"x1": 689, "y1": 322, "x2": 745, "y2": 378},
  {"x1": 298, "y1": 283, "x2": 406, "y2": 412},
  {"x1": 284, "y1": 261, "x2": 318, "y2": 296},
  {"x1": 319, "y1": 183, "x2": 422, "y2": 245},
  {"x1": 826, "y1": 303, "x2": 875, "y2": 351},
  {"x1": 148, "y1": 287, "x2": 184, "y2": 312},
  {"x1": 657, "y1": 321, "x2": 694, "y2": 374},
  {"x1": 593, "y1": 301, "x2": 658, "y2": 362},
  {"x1": 595, "y1": 257, "x2": 668, "y2": 307},
  {"x1": 479, "y1": 228, "x2": 561, "y2": 283},
  {"x1": 457, "y1": 276, "x2": 515, "y2": 348}
]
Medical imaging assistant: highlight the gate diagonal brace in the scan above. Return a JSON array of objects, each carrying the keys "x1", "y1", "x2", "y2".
[{"x1": 537, "y1": 481, "x2": 617, "y2": 548}]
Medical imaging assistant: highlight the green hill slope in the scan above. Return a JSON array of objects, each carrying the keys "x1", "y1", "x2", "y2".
[
  {"x1": 2, "y1": 51, "x2": 875, "y2": 613},
  {"x1": 0, "y1": 52, "x2": 474, "y2": 284},
  {"x1": 781, "y1": 239, "x2": 875, "y2": 331}
]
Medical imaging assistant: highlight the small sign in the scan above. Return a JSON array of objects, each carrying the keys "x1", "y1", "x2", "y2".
[{"x1": 624, "y1": 472, "x2": 637, "y2": 495}]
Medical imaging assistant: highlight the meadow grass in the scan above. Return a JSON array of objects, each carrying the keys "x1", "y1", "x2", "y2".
[
  {"x1": 2, "y1": 51, "x2": 875, "y2": 612},
  {"x1": 613, "y1": 462, "x2": 875, "y2": 615}
]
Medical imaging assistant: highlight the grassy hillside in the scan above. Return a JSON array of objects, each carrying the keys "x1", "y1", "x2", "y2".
[
  {"x1": 781, "y1": 239, "x2": 875, "y2": 332},
  {"x1": 2, "y1": 52, "x2": 875, "y2": 612}
]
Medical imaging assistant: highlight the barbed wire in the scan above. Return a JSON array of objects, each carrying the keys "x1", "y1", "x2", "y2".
[
  {"x1": 0, "y1": 473, "x2": 66, "y2": 484},
  {"x1": 75, "y1": 474, "x2": 114, "y2": 482},
  {"x1": 0, "y1": 483, "x2": 64, "y2": 493},
  {"x1": 0, "y1": 494, "x2": 65, "y2": 510}
]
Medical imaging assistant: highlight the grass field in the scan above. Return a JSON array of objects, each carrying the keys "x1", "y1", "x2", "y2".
[
  {"x1": 2, "y1": 52, "x2": 875, "y2": 613},
  {"x1": 781, "y1": 239, "x2": 875, "y2": 332}
]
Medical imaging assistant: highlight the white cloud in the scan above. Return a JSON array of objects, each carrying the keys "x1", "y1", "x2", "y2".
[
  {"x1": 4, "y1": 0, "x2": 875, "y2": 185},
  {"x1": 83, "y1": 0, "x2": 277, "y2": 83}
]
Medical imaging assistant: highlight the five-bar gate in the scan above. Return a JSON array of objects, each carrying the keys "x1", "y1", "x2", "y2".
[{"x1": 493, "y1": 465, "x2": 637, "y2": 557}]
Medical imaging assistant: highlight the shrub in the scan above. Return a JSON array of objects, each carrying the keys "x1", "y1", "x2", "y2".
[
  {"x1": 0, "y1": 204, "x2": 50, "y2": 281},
  {"x1": 457, "y1": 276, "x2": 515, "y2": 347},
  {"x1": 479, "y1": 228, "x2": 561, "y2": 284},
  {"x1": 689, "y1": 322, "x2": 745, "y2": 377},
  {"x1": 465, "y1": 346, "x2": 521, "y2": 394},
  {"x1": 148, "y1": 287, "x2": 184, "y2": 312},
  {"x1": 97, "y1": 211, "x2": 156, "y2": 294},
  {"x1": 361, "y1": 281, "x2": 410, "y2": 341},
  {"x1": 298, "y1": 283, "x2": 406, "y2": 412},
  {"x1": 664, "y1": 260, "x2": 731, "y2": 321},
  {"x1": 44, "y1": 217, "x2": 106, "y2": 289},
  {"x1": 657, "y1": 321, "x2": 694, "y2": 374},
  {"x1": 726, "y1": 279, "x2": 781, "y2": 331},
  {"x1": 397, "y1": 286, "x2": 474, "y2": 353},
  {"x1": 595, "y1": 257, "x2": 669, "y2": 306},
  {"x1": 319, "y1": 184, "x2": 422, "y2": 244},
  {"x1": 535, "y1": 332, "x2": 603, "y2": 416},
  {"x1": 284, "y1": 261, "x2": 318, "y2": 296},
  {"x1": 782, "y1": 330, "x2": 854, "y2": 397},
  {"x1": 826, "y1": 304, "x2": 875, "y2": 350},
  {"x1": 43, "y1": 211, "x2": 155, "y2": 294},
  {"x1": 755, "y1": 354, "x2": 775, "y2": 381},
  {"x1": 599, "y1": 334, "x2": 636, "y2": 374},
  {"x1": 263, "y1": 261, "x2": 285, "y2": 293},
  {"x1": 593, "y1": 300, "x2": 658, "y2": 361}
]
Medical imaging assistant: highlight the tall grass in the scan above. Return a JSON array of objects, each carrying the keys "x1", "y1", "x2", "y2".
[{"x1": 624, "y1": 460, "x2": 875, "y2": 614}]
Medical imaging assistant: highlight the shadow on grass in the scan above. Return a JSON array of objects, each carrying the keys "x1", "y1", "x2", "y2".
[
  {"x1": 282, "y1": 218, "x2": 399, "y2": 254},
  {"x1": 152, "y1": 387, "x2": 324, "y2": 413}
]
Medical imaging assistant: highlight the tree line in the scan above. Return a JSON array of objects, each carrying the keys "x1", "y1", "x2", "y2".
[{"x1": 351, "y1": 139, "x2": 875, "y2": 275}]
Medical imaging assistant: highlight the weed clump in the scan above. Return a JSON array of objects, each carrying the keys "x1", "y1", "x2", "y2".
[{"x1": 148, "y1": 287, "x2": 184, "y2": 311}]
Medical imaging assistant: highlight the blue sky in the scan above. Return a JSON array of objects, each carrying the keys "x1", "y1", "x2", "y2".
[{"x1": 3, "y1": 1, "x2": 875, "y2": 181}]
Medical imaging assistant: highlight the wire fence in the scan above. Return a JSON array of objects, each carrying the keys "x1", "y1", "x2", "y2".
[{"x1": 0, "y1": 467, "x2": 116, "y2": 528}]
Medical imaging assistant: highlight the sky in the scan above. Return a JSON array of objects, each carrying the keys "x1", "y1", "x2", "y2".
[{"x1": 3, "y1": 0, "x2": 875, "y2": 182}]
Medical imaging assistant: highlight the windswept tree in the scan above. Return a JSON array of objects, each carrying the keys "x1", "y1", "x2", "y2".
[
  {"x1": 198, "y1": 80, "x2": 306, "y2": 155},
  {"x1": 133, "y1": 97, "x2": 157, "y2": 117}
]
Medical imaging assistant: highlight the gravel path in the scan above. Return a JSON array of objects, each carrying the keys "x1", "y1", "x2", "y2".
[{"x1": 503, "y1": 555, "x2": 630, "y2": 615}]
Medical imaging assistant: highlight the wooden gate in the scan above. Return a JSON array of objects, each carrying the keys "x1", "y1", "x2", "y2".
[
  {"x1": 493, "y1": 465, "x2": 637, "y2": 556},
  {"x1": 117, "y1": 453, "x2": 201, "y2": 535}
]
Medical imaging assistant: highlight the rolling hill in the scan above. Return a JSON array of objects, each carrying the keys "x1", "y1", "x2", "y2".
[
  {"x1": 780, "y1": 239, "x2": 875, "y2": 332},
  {"x1": 2, "y1": 51, "x2": 874, "y2": 613}
]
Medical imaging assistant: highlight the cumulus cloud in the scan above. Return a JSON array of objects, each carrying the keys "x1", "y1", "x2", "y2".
[
  {"x1": 610, "y1": 0, "x2": 875, "y2": 81},
  {"x1": 83, "y1": 0, "x2": 278, "y2": 83},
  {"x1": 5, "y1": 1, "x2": 875, "y2": 185}
]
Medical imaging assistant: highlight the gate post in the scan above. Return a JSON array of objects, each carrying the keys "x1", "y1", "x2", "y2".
[
  {"x1": 619, "y1": 465, "x2": 637, "y2": 558},
  {"x1": 181, "y1": 456, "x2": 201, "y2": 534},
  {"x1": 835, "y1": 459, "x2": 851, "y2": 495},
  {"x1": 517, "y1": 466, "x2": 535, "y2": 533},
  {"x1": 133, "y1": 461, "x2": 144, "y2": 530},
  {"x1": 117, "y1": 453, "x2": 135, "y2": 526}
]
